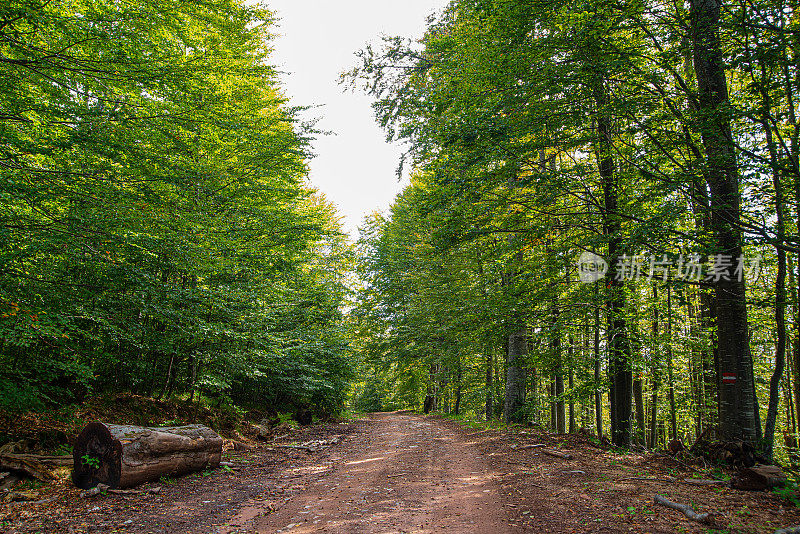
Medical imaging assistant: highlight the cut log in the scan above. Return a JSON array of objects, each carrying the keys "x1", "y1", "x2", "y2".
[
  {"x1": 653, "y1": 494, "x2": 712, "y2": 524},
  {"x1": 732, "y1": 464, "x2": 787, "y2": 491},
  {"x1": 72, "y1": 423, "x2": 222, "y2": 489},
  {"x1": 0, "y1": 454, "x2": 56, "y2": 482},
  {"x1": 668, "y1": 439, "x2": 685, "y2": 455},
  {"x1": 541, "y1": 449, "x2": 573, "y2": 460}
]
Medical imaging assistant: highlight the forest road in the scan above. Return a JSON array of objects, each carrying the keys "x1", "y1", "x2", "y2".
[{"x1": 243, "y1": 412, "x2": 513, "y2": 533}]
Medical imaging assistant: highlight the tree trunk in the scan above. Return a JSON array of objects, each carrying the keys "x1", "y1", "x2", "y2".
[
  {"x1": 568, "y1": 335, "x2": 576, "y2": 434},
  {"x1": 530, "y1": 364, "x2": 540, "y2": 425},
  {"x1": 159, "y1": 353, "x2": 175, "y2": 401},
  {"x1": 72, "y1": 423, "x2": 222, "y2": 489},
  {"x1": 764, "y1": 118, "x2": 788, "y2": 460},
  {"x1": 188, "y1": 352, "x2": 197, "y2": 403},
  {"x1": 485, "y1": 347, "x2": 493, "y2": 421},
  {"x1": 690, "y1": 0, "x2": 758, "y2": 443},
  {"x1": 594, "y1": 284, "x2": 603, "y2": 440},
  {"x1": 633, "y1": 376, "x2": 645, "y2": 446},
  {"x1": 591, "y1": 70, "x2": 631, "y2": 447},
  {"x1": 554, "y1": 324, "x2": 565, "y2": 434},
  {"x1": 602, "y1": 146, "x2": 631, "y2": 446},
  {"x1": 667, "y1": 282, "x2": 678, "y2": 440},
  {"x1": 165, "y1": 355, "x2": 180, "y2": 399},
  {"x1": 687, "y1": 291, "x2": 705, "y2": 439},
  {"x1": 785, "y1": 358, "x2": 799, "y2": 466},
  {"x1": 503, "y1": 160, "x2": 528, "y2": 424},
  {"x1": 505, "y1": 325, "x2": 528, "y2": 423},
  {"x1": 650, "y1": 283, "x2": 661, "y2": 449},
  {"x1": 455, "y1": 356, "x2": 463, "y2": 416}
]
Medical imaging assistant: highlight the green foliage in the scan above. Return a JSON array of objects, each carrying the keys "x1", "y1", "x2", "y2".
[
  {"x1": 80, "y1": 454, "x2": 100, "y2": 469},
  {"x1": 353, "y1": 376, "x2": 389, "y2": 413},
  {"x1": 0, "y1": 0, "x2": 354, "y2": 417},
  {"x1": 346, "y1": 0, "x2": 799, "y2": 454},
  {"x1": 773, "y1": 479, "x2": 800, "y2": 508}
]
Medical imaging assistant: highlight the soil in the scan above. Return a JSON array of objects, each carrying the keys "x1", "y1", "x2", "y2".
[{"x1": 2, "y1": 412, "x2": 800, "y2": 533}]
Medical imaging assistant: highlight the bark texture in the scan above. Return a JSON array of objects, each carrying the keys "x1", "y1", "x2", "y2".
[
  {"x1": 72, "y1": 423, "x2": 223, "y2": 489},
  {"x1": 690, "y1": 0, "x2": 758, "y2": 442},
  {"x1": 594, "y1": 74, "x2": 632, "y2": 447},
  {"x1": 504, "y1": 326, "x2": 528, "y2": 423}
]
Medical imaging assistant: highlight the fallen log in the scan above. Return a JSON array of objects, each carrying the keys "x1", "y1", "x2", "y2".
[
  {"x1": 2, "y1": 490, "x2": 38, "y2": 503},
  {"x1": 541, "y1": 449, "x2": 573, "y2": 460},
  {"x1": 81, "y1": 483, "x2": 163, "y2": 498},
  {"x1": 0, "y1": 473, "x2": 21, "y2": 490},
  {"x1": 775, "y1": 526, "x2": 800, "y2": 534},
  {"x1": 232, "y1": 441, "x2": 254, "y2": 451},
  {"x1": 72, "y1": 423, "x2": 222, "y2": 489},
  {"x1": 271, "y1": 444, "x2": 318, "y2": 453},
  {"x1": 619, "y1": 476, "x2": 677, "y2": 483},
  {"x1": 0, "y1": 454, "x2": 56, "y2": 482},
  {"x1": 732, "y1": 464, "x2": 787, "y2": 491},
  {"x1": 7, "y1": 454, "x2": 73, "y2": 466},
  {"x1": 683, "y1": 478, "x2": 728, "y2": 487},
  {"x1": 653, "y1": 494, "x2": 712, "y2": 524}
]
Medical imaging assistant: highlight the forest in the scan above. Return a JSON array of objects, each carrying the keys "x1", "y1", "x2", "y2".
[
  {"x1": 6, "y1": 0, "x2": 800, "y2": 532},
  {"x1": 0, "y1": 0, "x2": 353, "y2": 421},
  {"x1": 1, "y1": 0, "x2": 799, "y2": 469},
  {"x1": 346, "y1": 0, "x2": 800, "y2": 463}
]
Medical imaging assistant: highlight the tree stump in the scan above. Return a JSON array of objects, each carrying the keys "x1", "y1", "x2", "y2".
[
  {"x1": 732, "y1": 464, "x2": 787, "y2": 491},
  {"x1": 72, "y1": 423, "x2": 223, "y2": 489}
]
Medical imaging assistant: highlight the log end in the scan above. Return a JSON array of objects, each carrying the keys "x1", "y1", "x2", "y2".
[
  {"x1": 72, "y1": 422, "x2": 122, "y2": 489},
  {"x1": 732, "y1": 464, "x2": 787, "y2": 491}
]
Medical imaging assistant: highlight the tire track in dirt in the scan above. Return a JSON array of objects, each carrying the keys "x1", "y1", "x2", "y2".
[{"x1": 242, "y1": 412, "x2": 513, "y2": 533}]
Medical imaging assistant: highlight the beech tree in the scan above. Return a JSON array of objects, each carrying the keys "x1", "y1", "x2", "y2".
[
  {"x1": 348, "y1": 0, "x2": 799, "y2": 457},
  {"x1": 0, "y1": 0, "x2": 353, "y2": 414}
]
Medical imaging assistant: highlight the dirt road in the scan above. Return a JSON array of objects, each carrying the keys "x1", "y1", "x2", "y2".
[
  {"x1": 8, "y1": 411, "x2": 797, "y2": 533},
  {"x1": 246, "y1": 412, "x2": 511, "y2": 533}
]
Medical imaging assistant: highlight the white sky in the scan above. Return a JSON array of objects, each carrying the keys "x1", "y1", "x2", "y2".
[{"x1": 266, "y1": 1, "x2": 449, "y2": 238}]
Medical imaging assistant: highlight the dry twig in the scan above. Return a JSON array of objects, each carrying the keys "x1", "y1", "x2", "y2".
[{"x1": 653, "y1": 494, "x2": 712, "y2": 524}]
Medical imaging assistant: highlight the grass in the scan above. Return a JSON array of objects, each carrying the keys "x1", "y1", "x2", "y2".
[
  {"x1": 773, "y1": 480, "x2": 800, "y2": 508},
  {"x1": 441, "y1": 410, "x2": 510, "y2": 431},
  {"x1": 16, "y1": 479, "x2": 45, "y2": 491},
  {"x1": 276, "y1": 412, "x2": 300, "y2": 429}
]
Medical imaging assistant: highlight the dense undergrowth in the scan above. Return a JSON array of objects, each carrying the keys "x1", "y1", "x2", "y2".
[{"x1": 0, "y1": 393, "x2": 316, "y2": 453}]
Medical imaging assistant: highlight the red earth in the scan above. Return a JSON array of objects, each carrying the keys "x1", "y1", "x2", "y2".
[{"x1": 3, "y1": 411, "x2": 800, "y2": 533}]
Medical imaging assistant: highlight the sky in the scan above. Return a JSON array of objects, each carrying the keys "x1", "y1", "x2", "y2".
[{"x1": 266, "y1": 1, "x2": 449, "y2": 238}]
